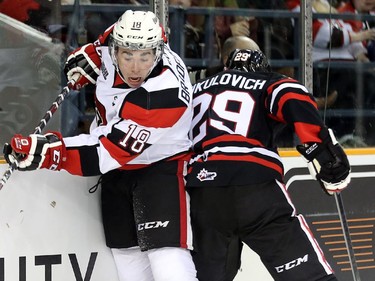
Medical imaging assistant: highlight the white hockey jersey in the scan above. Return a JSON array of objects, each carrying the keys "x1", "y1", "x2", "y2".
[{"x1": 62, "y1": 27, "x2": 193, "y2": 176}]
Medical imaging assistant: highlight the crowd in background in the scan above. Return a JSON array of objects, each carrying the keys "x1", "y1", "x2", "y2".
[{"x1": 1, "y1": 0, "x2": 375, "y2": 147}]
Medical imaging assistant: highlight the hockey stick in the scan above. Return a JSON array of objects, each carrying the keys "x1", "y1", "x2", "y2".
[
  {"x1": 334, "y1": 192, "x2": 361, "y2": 281},
  {"x1": 0, "y1": 74, "x2": 80, "y2": 190},
  {"x1": 315, "y1": 179, "x2": 360, "y2": 280},
  {"x1": 300, "y1": 1, "x2": 361, "y2": 279},
  {"x1": 322, "y1": 2, "x2": 361, "y2": 279}
]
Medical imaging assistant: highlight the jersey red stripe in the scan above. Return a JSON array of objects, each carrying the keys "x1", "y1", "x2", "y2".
[
  {"x1": 267, "y1": 77, "x2": 298, "y2": 94},
  {"x1": 177, "y1": 160, "x2": 188, "y2": 248},
  {"x1": 203, "y1": 134, "x2": 264, "y2": 148},
  {"x1": 276, "y1": 92, "x2": 317, "y2": 121},
  {"x1": 205, "y1": 154, "x2": 283, "y2": 175},
  {"x1": 294, "y1": 122, "x2": 322, "y2": 143}
]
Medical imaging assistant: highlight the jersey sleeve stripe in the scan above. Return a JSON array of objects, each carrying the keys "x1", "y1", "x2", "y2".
[
  {"x1": 275, "y1": 92, "x2": 317, "y2": 122},
  {"x1": 294, "y1": 122, "x2": 322, "y2": 143},
  {"x1": 269, "y1": 83, "x2": 309, "y2": 114},
  {"x1": 266, "y1": 77, "x2": 298, "y2": 93}
]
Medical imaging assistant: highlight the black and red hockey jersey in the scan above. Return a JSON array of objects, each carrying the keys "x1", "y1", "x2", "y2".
[
  {"x1": 187, "y1": 69, "x2": 327, "y2": 187},
  {"x1": 60, "y1": 26, "x2": 193, "y2": 176}
]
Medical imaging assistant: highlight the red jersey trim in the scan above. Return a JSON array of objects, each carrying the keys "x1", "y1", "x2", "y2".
[
  {"x1": 203, "y1": 135, "x2": 264, "y2": 148},
  {"x1": 267, "y1": 78, "x2": 298, "y2": 94},
  {"x1": 294, "y1": 123, "x2": 322, "y2": 143},
  {"x1": 204, "y1": 154, "x2": 283, "y2": 175},
  {"x1": 177, "y1": 160, "x2": 188, "y2": 248}
]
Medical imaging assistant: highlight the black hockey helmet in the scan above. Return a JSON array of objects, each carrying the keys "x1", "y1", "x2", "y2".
[{"x1": 225, "y1": 49, "x2": 270, "y2": 72}]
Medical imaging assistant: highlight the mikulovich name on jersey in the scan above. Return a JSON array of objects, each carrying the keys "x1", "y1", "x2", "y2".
[{"x1": 193, "y1": 73, "x2": 266, "y2": 93}]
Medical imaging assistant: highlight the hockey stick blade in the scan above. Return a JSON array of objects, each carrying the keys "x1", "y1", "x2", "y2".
[{"x1": 0, "y1": 74, "x2": 80, "y2": 190}]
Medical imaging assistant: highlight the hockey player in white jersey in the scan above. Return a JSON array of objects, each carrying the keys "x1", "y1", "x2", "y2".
[{"x1": 4, "y1": 10, "x2": 198, "y2": 281}]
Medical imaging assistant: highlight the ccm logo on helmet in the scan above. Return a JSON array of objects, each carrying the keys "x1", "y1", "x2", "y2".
[
  {"x1": 138, "y1": 221, "x2": 170, "y2": 231},
  {"x1": 275, "y1": 254, "x2": 309, "y2": 273}
]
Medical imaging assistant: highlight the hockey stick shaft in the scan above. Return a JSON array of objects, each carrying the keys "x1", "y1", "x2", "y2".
[
  {"x1": 0, "y1": 74, "x2": 79, "y2": 190},
  {"x1": 334, "y1": 192, "x2": 361, "y2": 281}
]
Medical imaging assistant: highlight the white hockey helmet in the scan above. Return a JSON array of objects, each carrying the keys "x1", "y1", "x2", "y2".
[{"x1": 109, "y1": 10, "x2": 166, "y2": 75}]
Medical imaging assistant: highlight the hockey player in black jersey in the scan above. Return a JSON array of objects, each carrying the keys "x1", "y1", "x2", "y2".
[{"x1": 186, "y1": 47, "x2": 351, "y2": 281}]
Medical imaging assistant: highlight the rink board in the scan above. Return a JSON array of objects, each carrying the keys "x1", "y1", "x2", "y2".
[{"x1": 0, "y1": 150, "x2": 374, "y2": 281}]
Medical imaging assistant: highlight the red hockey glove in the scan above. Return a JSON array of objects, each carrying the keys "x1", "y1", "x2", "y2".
[
  {"x1": 3, "y1": 132, "x2": 66, "y2": 171},
  {"x1": 296, "y1": 128, "x2": 351, "y2": 195},
  {"x1": 64, "y1": 43, "x2": 101, "y2": 90}
]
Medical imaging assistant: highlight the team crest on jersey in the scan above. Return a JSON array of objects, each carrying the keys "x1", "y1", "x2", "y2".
[{"x1": 197, "y1": 169, "x2": 217, "y2": 181}]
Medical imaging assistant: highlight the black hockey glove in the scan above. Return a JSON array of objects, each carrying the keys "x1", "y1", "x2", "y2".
[
  {"x1": 296, "y1": 128, "x2": 351, "y2": 195},
  {"x1": 64, "y1": 43, "x2": 101, "y2": 90}
]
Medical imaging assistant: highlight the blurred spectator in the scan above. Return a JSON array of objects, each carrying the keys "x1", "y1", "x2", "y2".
[
  {"x1": 0, "y1": 0, "x2": 63, "y2": 37},
  {"x1": 61, "y1": 0, "x2": 91, "y2": 4},
  {"x1": 170, "y1": 0, "x2": 202, "y2": 58},
  {"x1": 214, "y1": 0, "x2": 259, "y2": 48},
  {"x1": 338, "y1": 0, "x2": 375, "y2": 61},
  {"x1": 189, "y1": 0, "x2": 257, "y2": 60},
  {"x1": 81, "y1": 1, "x2": 149, "y2": 43},
  {"x1": 190, "y1": 0, "x2": 294, "y2": 70},
  {"x1": 286, "y1": 0, "x2": 375, "y2": 63},
  {"x1": 311, "y1": 0, "x2": 375, "y2": 62},
  {"x1": 170, "y1": 0, "x2": 191, "y2": 6},
  {"x1": 64, "y1": 0, "x2": 147, "y2": 3},
  {"x1": 189, "y1": 35, "x2": 259, "y2": 83},
  {"x1": 239, "y1": 1, "x2": 295, "y2": 61},
  {"x1": 0, "y1": 0, "x2": 40, "y2": 22},
  {"x1": 289, "y1": 0, "x2": 375, "y2": 144}
]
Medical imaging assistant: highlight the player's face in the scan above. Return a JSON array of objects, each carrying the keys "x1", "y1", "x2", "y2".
[{"x1": 116, "y1": 47, "x2": 155, "y2": 88}]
